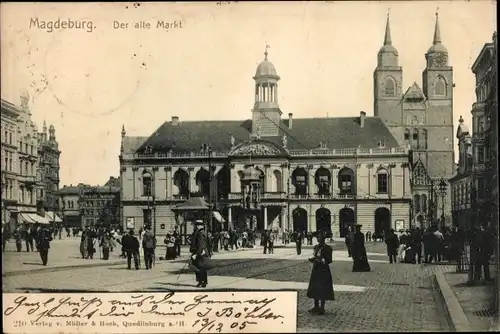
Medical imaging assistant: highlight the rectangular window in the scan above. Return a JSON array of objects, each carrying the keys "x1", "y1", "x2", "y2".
[
  {"x1": 143, "y1": 177, "x2": 152, "y2": 196},
  {"x1": 377, "y1": 173, "x2": 388, "y2": 193},
  {"x1": 478, "y1": 146, "x2": 485, "y2": 163},
  {"x1": 9, "y1": 132, "x2": 12, "y2": 144}
]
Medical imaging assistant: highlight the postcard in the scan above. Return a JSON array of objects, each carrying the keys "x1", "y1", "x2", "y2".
[{"x1": 1, "y1": 1, "x2": 498, "y2": 333}]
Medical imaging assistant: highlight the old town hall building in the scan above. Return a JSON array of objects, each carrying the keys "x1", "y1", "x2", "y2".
[{"x1": 119, "y1": 14, "x2": 453, "y2": 238}]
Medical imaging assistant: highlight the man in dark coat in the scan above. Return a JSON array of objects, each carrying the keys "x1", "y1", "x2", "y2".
[
  {"x1": 295, "y1": 231, "x2": 303, "y2": 255},
  {"x1": 123, "y1": 229, "x2": 140, "y2": 270},
  {"x1": 352, "y1": 225, "x2": 371, "y2": 272},
  {"x1": 385, "y1": 229, "x2": 399, "y2": 264},
  {"x1": 142, "y1": 226, "x2": 156, "y2": 269},
  {"x1": 345, "y1": 226, "x2": 355, "y2": 257},
  {"x1": 191, "y1": 220, "x2": 210, "y2": 287},
  {"x1": 475, "y1": 225, "x2": 494, "y2": 281},
  {"x1": 36, "y1": 226, "x2": 52, "y2": 266},
  {"x1": 307, "y1": 232, "x2": 334, "y2": 315},
  {"x1": 411, "y1": 227, "x2": 423, "y2": 264},
  {"x1": 262, "y1": 230, "x2": 270, "y2": 254}
]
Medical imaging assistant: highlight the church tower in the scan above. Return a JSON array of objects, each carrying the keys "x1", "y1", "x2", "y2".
[
  {"x1": 251, "y1": 46, "x2": 282, "y2": 138},
  {"x1": 373, "y1": 14, "x2": 403, "y2": 128},
  {"x1": 421, "y1": 12, "x2": 454, "y2": 179}
]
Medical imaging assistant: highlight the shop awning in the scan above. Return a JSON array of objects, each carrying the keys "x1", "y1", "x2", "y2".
[
  {"x1": 45, "y1": 211, "x2": 63, "y2": 223},
  {"x1": 20, "y1": 213, "x2": 37, "y2": 224},
  {"x1": 212, "y1": 211, "x2": 226, "y2": 223},
  {"x1": 28, "y1": 214, "x2": 51, "y2": 225}
]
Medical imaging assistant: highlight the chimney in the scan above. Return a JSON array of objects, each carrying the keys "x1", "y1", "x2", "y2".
[
  {"x1": 360, "y1": 111, "x2": 366, "y2": 128},
  {"x1": 288, "y1": 113, "x2": 293, "y2": 129},
  {"x1": 171, "y1": 116, "x2": 179, "y2": 125}
]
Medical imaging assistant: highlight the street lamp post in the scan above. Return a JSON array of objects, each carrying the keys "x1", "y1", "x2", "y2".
[
  {"x1": 201, "y1": 144, "x2": 213, "y2": 236},
  {"x1": 143, "y1": 170, "x2": 156, "y2": 237},
  {"x1": 438, "y1": 179, "x2": 448, "y2": 230}
]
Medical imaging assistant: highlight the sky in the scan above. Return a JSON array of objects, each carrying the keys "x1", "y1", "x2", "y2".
[{"x1": 1, "y1": 1, "x2": 496, "y2": 187}]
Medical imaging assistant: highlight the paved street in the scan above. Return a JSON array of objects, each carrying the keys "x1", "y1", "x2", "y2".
[{"x1": 2, "y1": 240, "x2": 450, "y2": 332}]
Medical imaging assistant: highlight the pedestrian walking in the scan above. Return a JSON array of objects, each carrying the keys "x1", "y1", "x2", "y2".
[
  {"x1": 262, "y1": 230, "x2": 270, "y2": 254},
  {"x1": 36, "y1": 226, "x2": 52, "y2": 266},
  {"x1": 268, "y1": 231, "x2": 275, "y2": 254},
  {"x1": 190, "y1": 220, "x2": 210, "y2": 288},
  {"x1": 307, "y1": 232, "x2": 334, "y2": 315},
  {"x1": 385, "y1": 229, "x2": 399, "y2": 264},
  {"x1": 295, "y1": 231, "x2": 303, "y2": 255},
  {"x1": 142, "y1": 226, "x2": 156, "y2": 269},
  {"x1": 123, "y1": 229, "x2": 140, "y2": 270},
  {"x1": 164, "y1": 232, "x2": 176, "y2": 260},
  {"x1": 173, "y1": 227, "x2": 181, "y2": 257},
  {"x1": 352, "y1": 225, "x2": 371, "y2": 272},
  {"x1": 100, "y1": 232, "x2": 111, "y2": 260}
]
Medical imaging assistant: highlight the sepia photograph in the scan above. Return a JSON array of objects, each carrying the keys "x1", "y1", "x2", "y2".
[{"x1": 1, "y1": 1, "x2": 498, "y2": 332}]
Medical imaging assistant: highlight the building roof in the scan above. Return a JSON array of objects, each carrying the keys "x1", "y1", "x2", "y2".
[
  {"x1": 403, "y1": 82, "x2": 426, "y2": 100},
  {"x1": 255, "y1": 59, "x2": 279, "y2": 78},
  {"x1": 129, "y1": 116, "x2": 401, "y2": 155},
  {"x1": 58, "y1": 186, "x2": 81, "y2": 195},
  {"x1": 471, "y1": 43, "x2": 495, "y2": 73},
  {"x1": 427, "y1": 13, "x2": 448, "y2": 55}
]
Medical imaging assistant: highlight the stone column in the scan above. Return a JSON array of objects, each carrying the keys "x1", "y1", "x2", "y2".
[
  {"x1": 264, "y1": 206, "x2": 268, "y2": 230},
  {"x1": 331, "y1": 166, "x2": 337, "y2": 197},
  {"x1": 281, "y1": 207, "x2": 286, "y2": 229},
  {"x1": 228, "y1": 206, "x2": 232, "y2": 230},
  {"x1": 165, "y1": 166, "x2": 172, "y2": 199},
  {"x1": 308, "y1": 166, "x2": 315, "y2": 196},
  {"x1": 188, "y1": 167, "x2": 196, "y2": 193}
]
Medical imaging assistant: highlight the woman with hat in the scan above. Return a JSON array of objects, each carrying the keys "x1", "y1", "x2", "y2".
[
  {"x1": 164, "y1": 231, "x2": 176, "y2": 260},
  {"x1": 307, "y1": 232, "x2": 334, "y2": 315},
  {"x1": 352, "y1": 225, "x2": 371, "y2": 272}
]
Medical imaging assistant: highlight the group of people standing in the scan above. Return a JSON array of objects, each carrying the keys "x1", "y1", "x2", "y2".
[{"x1": 9, "y1": 223, "x2": 53, "y2": 265}]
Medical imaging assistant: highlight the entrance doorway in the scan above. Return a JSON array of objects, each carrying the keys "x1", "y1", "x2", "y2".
[
  {"x1": 293, "y1": 208, "x2": 308, "y2": 233},
  {"x1": 339, "y1": 207, "x2": 355, "y2": 237},
  {"x1": 374, "y1": 207, "x2": 391, "y2": 236},
  {"x1": 316, "y1": 208, "x2": 332, "y2": 235}
]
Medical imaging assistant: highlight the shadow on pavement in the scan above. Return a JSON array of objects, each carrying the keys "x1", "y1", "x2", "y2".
[{"x1": 22, "y1": 262, "x2": 44, "y2": 266}]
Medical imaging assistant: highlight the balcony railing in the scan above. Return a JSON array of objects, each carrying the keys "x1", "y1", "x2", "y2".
[{"x1": 124, "y1": 147, "x2": 408, "y2": 160}]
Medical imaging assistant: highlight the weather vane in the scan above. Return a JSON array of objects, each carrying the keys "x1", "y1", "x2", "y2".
[
  {"x1": 436, "y1": 6, "x2": 439, "y2": 17},
  {"x1": 264, "y1": 44, "x2": 270, "y2": 60}
]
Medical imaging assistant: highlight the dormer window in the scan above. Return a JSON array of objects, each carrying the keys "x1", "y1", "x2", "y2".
[
  {"x1": 144, "y1": 145, "x2": 153, "y2": 154},
  {"x1": 319, "y1": 142, "x2": 327, "y2": 149},
  {"x1": 378, "y1": 140, "x2": 386, "y2": 148}
]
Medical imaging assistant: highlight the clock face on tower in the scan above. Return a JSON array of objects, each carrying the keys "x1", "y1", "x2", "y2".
[{"x1": 432, "y1": 53, "x2": 448, "y2": 67}]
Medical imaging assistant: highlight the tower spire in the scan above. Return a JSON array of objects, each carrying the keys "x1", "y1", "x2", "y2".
[
  {"x1": 384, "y1": 10, "x2": 392, "y2": 45},
  {"x1": 433, "y1": 9, "x2": 441, "y2": 45}
]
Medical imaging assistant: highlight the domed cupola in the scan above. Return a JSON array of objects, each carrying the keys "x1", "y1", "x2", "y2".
[
  {"x1": 251, "y1": 45, "x2": 282, "y2": 138},
  {"x1": 377, "y1": 13, "x2": 399, "y2": 67},
  {"x1": 426, "y1": 12, "x2": 448, "y2": 68}
]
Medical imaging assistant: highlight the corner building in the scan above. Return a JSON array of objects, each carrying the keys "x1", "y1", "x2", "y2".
[
  {"x1": 120, "y1": 46, "x2": 415, "y2": 238},
  {"x1": 374, "y1": 14, "x2": 455, "y2": 226}
]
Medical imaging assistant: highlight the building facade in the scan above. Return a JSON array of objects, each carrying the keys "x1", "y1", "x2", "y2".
[
  {"x1": 449, "y1": 116, "x2": 473, "y2": 229},
  {"x1": 374, "y1": 14, "x2": 455, "y2": 227},
  {"x1": 58, "y1": 185, "x2": 81, "y2": 228},
  {"x1": 120, "y1": 45, "x2": 414, "y2": 238},
  {"x1": 469, "y1": 33, "x2": 497, "y2": 228},
  {"x1": 79, "y1": 181, "x2": 120, "y2": 228},
  {"x1": 1, "y1": 91, "x2": 40, "y2": 231},
  {"x1": 37, "y1": 121, "x2": 61, "y2": 213}
]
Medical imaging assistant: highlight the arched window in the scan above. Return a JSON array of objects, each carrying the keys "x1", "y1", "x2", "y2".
[
  {"x1": 384, "y1": 77, "x2": 396, "y2": 96},
  {"x1": 377, "y1": 168, "x2": 389, "y2": 193},
  {"x1": 404, "y1": 129, "x2": 410, "y2": 141},
  {"x1": 421, "y1": 194, "x2": 427, "y2": 213},
  {"x1": 142, "y1": 173, "x2": 152, "y2": 196},
  {"x1": 338, "y1": 168, "x2": 355, "y2": 195},
  {"x1": 414, "y1": 194, "x2": 421, "y2": 212},
  {"x1": 435, "y1": 77, "x2": 446, "y2": 96},
  {"x1": 412, "y1": 129, "x2": 419, "y2": 149}
]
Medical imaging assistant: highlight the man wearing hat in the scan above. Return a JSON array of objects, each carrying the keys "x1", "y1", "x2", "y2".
[{"x1": 191, "y1": 220, "x2": 209, "y2": 287}]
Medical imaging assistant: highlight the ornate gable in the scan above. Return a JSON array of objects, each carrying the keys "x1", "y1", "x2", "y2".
[
  {"x1": 411, "y1": 159, "x2": 431, "y2": 186},
  {"x1": 403, "y1": 82, "x2": 426, "y2": 101},
  {"x1": 229, "y1": 140, "x2": 285, "y2": 157}
]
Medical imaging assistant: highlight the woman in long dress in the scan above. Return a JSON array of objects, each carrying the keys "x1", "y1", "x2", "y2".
[
  {"x1": 164, "y1": 233, "x2": 176, "y2": 260},
  {"x1": 307, "y1": 233, "x2": 334, "y2": 315},
  {"x1": 352, "y1": 225, "x2": 371, "y2": 272},
  {"x1": 80, "y1": 229, "x2": 88, "y2": 259},
  {"x1": 87, "y1": 231, "x2": 96, "y2": 259}
]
